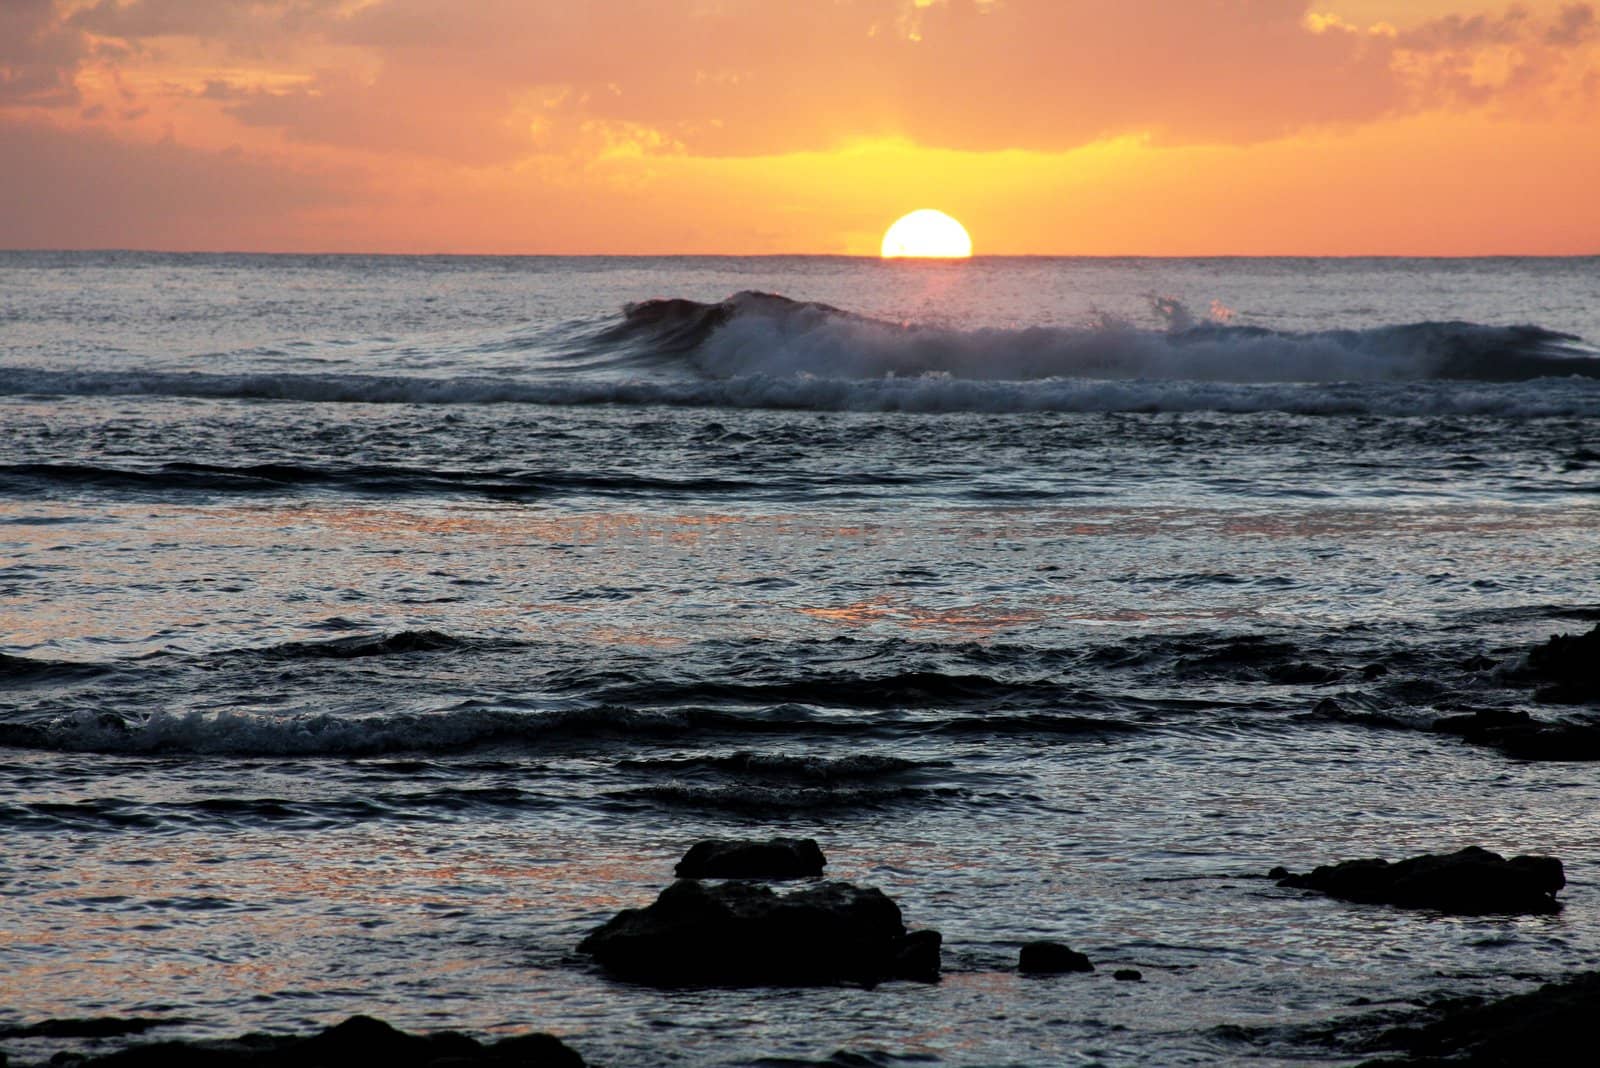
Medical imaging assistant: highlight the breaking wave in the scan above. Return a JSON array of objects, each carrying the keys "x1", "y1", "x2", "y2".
[
  {"x1": 606, "y1": 291, "x2": 1600, "y2": 384},
  {"x1": 3, "y1": 291, "x2": 1597, "y2": 415}
]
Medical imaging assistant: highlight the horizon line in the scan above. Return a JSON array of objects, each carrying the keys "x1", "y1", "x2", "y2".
[{"x1": 4, "y1": 248, "x2": 1599, "y2": 260}]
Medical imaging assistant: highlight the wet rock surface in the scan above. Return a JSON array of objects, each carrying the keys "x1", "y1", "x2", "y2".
[
  {"x1": 0, "y1": 1020, "x2": 182, "y2": 1041},
  {"x1": 12, "y1": 1015, "x2": 584, "y2": 1068},
  {"x1": 1341, "y1": 971, "x2": 1600, "y2": 1066},
  {"x1": 674, "y1": 836, "x2": 826, "y2": 879},
  {"x1": 1017, "y1": 941, "x2": 1094, "y2": 975},
  {"x1": 1432, "y1": 707, "x2": 1600, "y2": 760},
  {"x1": 1520, "y1": 624, "x2": 1600, "y2": 704},
  {"x1": 1271, "y1": 846, "x2": 1564, "y2": 915},
  {"x1": 579, "y1": 878, "x2": 940, "y2": 986}
]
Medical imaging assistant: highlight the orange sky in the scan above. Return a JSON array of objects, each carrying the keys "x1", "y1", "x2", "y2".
[{"x1": 2, "y1": 0, "x2": 1597, "y2": 254}]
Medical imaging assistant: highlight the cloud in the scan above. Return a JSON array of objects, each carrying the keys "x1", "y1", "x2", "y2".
[
  {"x1": 1389, "y1": 2, "x2": 1598, "y2": 106},
  {"x1": 10, "y1": 0, "x2": 1592, "y2": 163},
  {"x1": 235, "y1": 2, "x2": 1600, "y2": 159},
  {"x1": 218, "y1": 69, "x2": 533, "y2": 164},
  {"x1": 272, "y1": 0, "x2": 1404, "y2": 155},
  {"x1": 67, "y1": 0, "x2": 346, "y2": 49},
  {"x1": 0, "y1": 117, "x2": 348, "y2": 249},
  {"x1": 1395, "y1": 8, "x2": 1533, "y2": 49},
  {"x1": 1546, "y1": 2, "x2": 1598, "y2": 43},
  {"x1": 0, "y1": 0, "x2": 91, "y2": 106},
  {"x1": 0, "y1": 0, "x2": 1593, "y2": 191}
]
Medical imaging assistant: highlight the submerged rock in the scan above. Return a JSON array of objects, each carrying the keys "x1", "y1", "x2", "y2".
[
  {"x1": 1017, "y1": 941, "x2": 1094, "y2": 975},
  {"x1": 1433, "y1": 707, "x2": 1600, "y2": 761},
  {"x1": 54, "y1": 1014, "x2": 583, "y2": 1067},
  {"x1": 1271, "y1": 845, "x2": 1564, "y2": 915},
  {"x1": 579, "y1": 878, "x2": 940, "y2": 985},
  {"x1": 674, "y1": 836, "x2": 826, "y2": 879}
]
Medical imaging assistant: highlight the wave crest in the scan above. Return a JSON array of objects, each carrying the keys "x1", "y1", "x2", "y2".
[
  {"x1": 613, "y1": 291, "x2": 1598, "y2": 385},
  {"x1": 4, "y1": 291, "x2": 1597, "y2": 416}
]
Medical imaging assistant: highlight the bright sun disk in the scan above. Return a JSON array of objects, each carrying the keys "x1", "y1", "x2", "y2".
[{"x1": 881, "y1": 209, "x2": 973, "y2": 259}]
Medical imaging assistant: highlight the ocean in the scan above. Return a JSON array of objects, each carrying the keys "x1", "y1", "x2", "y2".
[{"x1": 2, "y1": 252, "x2": 1598, "y2": 1066}]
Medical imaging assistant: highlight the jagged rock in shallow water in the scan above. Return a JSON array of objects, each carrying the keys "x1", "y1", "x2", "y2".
[
  {"x1": 578, "y1": 878, "x2": 940, "y2": 985},
  {"x1": 1433, "y1": 707, "x2": 1600, "y2": 761},
  {"x1": 1521, "y1": 624, "x2": 1600, "y2": 703},
  {"x1": 0, "y1": 1018, "x2": 181, "y2": 1040},
  {"x1": 891, "y1": 929, "x2": 944, "y2": 983},
  {"x1": 1332, "y1": 970, "x2": 1600, "y2": 1066},
  {"x1": 1271, "y1": 845, "x2": 1564, "y2": 915},
  {"x1": 57, "y1": 1014, "x2": 584, "y2": 1067},
  {"x1": 1017, "y1": 941, "x2": 1094, "y2": 975},
  {"x1": 674, "y1": 836, "x2": 826, "y2": 879}
]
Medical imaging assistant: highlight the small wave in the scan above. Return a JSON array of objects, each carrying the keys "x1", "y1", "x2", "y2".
[
  {"x1": 0, "y1": 786, "x2": 546, "y2": 832},
  {"x1": 615, "y1": 751, "x2": 932, "y2": 782},
  {"x1": 0, "y1": 698, "x2": 1144, "y2": 756},
  {"x1": 0, "y1": 652, "x2": 114, "y2": 685},
  {"x1": 604, "y1": 782, "x2": 958, "y2": 815},
  {"x1": 1086, "y1": 632, "x2": 1357, "y2": 686},
  {"x1": 4, "y1": 367, "x2": 1598, "y2": 417},
  {"x1": 595, "y1": 669, "x2": 1066, "y2": 710},
  {"x1": 254, "y1": 630, "x2": 466, "y2": 660},
  {"x1": 0, "y1": 461, "x2": 760, "y2": 499},
  {"x1": 0, "y1": 708, "x2": 551, "y2": 757},
  {"x1": 928, "y1": 712, "x2": 1143, "y2": 737},
  {"x1": 0, "y1": 705, "x2": 839, "y2": 757}
]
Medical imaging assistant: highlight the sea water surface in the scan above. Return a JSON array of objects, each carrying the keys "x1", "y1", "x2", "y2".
[{"x1": 2, "y1": 253, "x2": 1599, "y2": 1066}]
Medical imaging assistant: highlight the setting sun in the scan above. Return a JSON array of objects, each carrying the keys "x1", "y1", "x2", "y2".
[{"x1": 881, "y1": 210, "x2": 974, "y2": 259}]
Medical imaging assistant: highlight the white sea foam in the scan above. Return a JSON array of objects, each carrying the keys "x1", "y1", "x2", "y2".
[
  {"x1": 4, "y1": 293, "x2": 1596, "y2": 415},
  {"x1": 679, "y1": 292, "x2": 1596, "y2": 384}
]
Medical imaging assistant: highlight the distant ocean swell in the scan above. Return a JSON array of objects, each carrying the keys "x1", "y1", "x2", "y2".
[{"x1": 4, "y1": 292, "x2": 1598, "y2": 416}]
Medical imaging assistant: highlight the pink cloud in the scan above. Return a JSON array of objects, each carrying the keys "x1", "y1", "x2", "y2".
[
  {"x1": 9, "y1": 0, "x2": 1590, "y2": 162},
  {"x1": 1, "y1": 0, "x2": 90, "y2": 106},
  {"x1": 0, "y1": 117, "x2": 348, "y2": 249}
]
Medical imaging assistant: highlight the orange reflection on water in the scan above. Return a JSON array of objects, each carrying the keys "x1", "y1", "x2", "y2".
[
  {"x1": 580, "y1": 625, "x2": 685, "y2": 649},
  {"x1": 800, "y1": 597, "x2": 1044, "y2": 636}
]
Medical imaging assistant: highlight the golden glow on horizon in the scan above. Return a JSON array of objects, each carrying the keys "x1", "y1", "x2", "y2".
[
  {"x1": 0, "y1": 1, "x2": 1595, "y2": 254},
  {"x1": 880, "y1": 210, "x2": 974, "y2": 259}
]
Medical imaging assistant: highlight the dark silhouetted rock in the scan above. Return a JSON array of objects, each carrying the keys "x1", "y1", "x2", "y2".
[
  {"x1": 1340, "y1": 970, "x2": 1600, "y2": 1066},
  {"x1": 891, "y1": 929, "x2": 943, "y2": 983},
  {"x1": 1018, "y1": 941, "x2": 1094, "y2": 974},
  {"x1": 1434, "y1": 707, "x2": 1533, "y2": 736},
  {"x1": 1273, "y1": 846, "x2": 1564, "y2": 915},
  {"x1": 674, "y1": 837, "x2": 826, "y2": 879},
  {"x1": 1523, "y1": 624, "x2": 1600, "y2": 703},
  {"x1": 1433, "y1": 707, "x2": 1600, "y2": 761},
  {"x1": 56, "y1": 1015, "x2": 583, "y2": 1067},
  {"x1": 0, "y1": 1019, "x2": 181, "y2": 1040},
  {"x1": 578, "y1": 878, "x2": 939, "y2": 986},
  {"x1": 1113, "y1": 969, "x2": 1144, "y2": 982}
]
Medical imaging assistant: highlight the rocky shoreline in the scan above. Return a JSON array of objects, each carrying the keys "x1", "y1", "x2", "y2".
[
  {"x1": 1325, "y1": 970, "x2": 1600, "y2": 1066},
  {"x1": 0, "y1": 1015, "x2": 585, "y2": 1067},
  {"x1": 5, "y1": 627, "x2": 1594, "y2": 1066}
]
